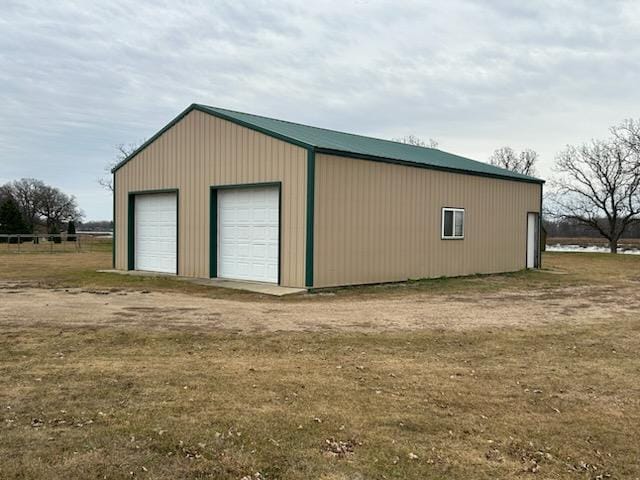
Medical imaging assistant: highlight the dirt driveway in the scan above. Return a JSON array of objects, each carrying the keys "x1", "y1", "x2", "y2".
[{"x1": 1, "y1": 279, "x2": 637, "y2": 333}]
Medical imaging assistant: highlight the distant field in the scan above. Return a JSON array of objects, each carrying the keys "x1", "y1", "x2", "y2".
[
  {"x1": 548, "y1": 236, "x2": 640, "y2": 248},
  {"x1": 1, "y1": 252, "x2": 640, "y2": 479}
]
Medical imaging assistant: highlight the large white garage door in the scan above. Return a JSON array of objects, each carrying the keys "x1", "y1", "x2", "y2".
[
  {"x1": 135, "y1": 192, "x2": 177, "y2": 274},
  {"x1": 218, "y1": 186, "x2": 279, "y2": 283}
]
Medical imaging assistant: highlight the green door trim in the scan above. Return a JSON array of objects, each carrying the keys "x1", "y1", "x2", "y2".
[
  {"x1": 538, "y1": 183, "x2": 543, "y2": 268},
  {"x1": 127, "y1": 192, "x2": 134, "y2": 270},
  {"x1": 112, "y1": 172, "x2": 116, "y2": 268},
  {"x1": 209, "y1": 182, "x2": 282, "y2": 285},
  {"x1": 127, "y1": 189, "x2": 180, "y2": 274},
  {"x1": 305, "y1": 148, "x2": 315, "y2": 288}
]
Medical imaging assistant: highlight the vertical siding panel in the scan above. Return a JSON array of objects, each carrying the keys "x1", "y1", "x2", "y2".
[
  {"x1": 423, "y1": 170, "x2": 430, "y2": 277},
  {"x1": 313, "y1": 154, "x2": 540, "y2": 288},
  {"x1": 214, "y1": 117, "x2": 220, "y2": 184},
  {"x1": 183, "y1": 114, "x2": 190, "y2": 275},
  {"x1": 186, "y1": 115, "x2": 191, "y2": 275},
  {"x1": 318, "y1": 155, "x2": 333, "y2": 282},
  {"x1": 184, "y1": 115, "x2": 190, "y2": 275},
  {"x1": 388, "y1": 165, "x2": 395, "y2": 278},
  {"x1": 194, "y1": 113, "x2": 201, "y2": 276},
  {"x1": 220, "y1": 120, "x2": 227, "y2": 185},
  {"x1": 115, "y1": 110, "x2": 307, "y2": 287},
  {"x1": 280, "y1": 142, "x2": 286, "y2": 282},
  {"x1": 328, "y1": 159, "x2": 336, "y2": 286},
  {"x1": 359, "y1": 162, "x2": 367, "y2": 281},
  {"x1": 292, "y1": 145, "x2": 299, "y2": 285},
  {"x1": 192, "y1": 113, "x2": 198, "y2": 276},
  {"x1": 194, "y1": 115, "x2": 207, "y2": 277},
  {"x1": 420, "y1": 169, "x2": 427, "y2": 276},
  {"x1": 284, "y1": 143, "x2": 291, "y2": 284},
  {"x1": 412, "y1": 169, "x2": 418, "y2": 277},
  {"x1": 238, "y1": 127, "x2": 244, "y2": 182},
  {"x1": 162, "y1": 132, "x2": 168, "y2": 187},
  {"x1": 314, "y1": 154, "x2": 322, "y2": 285},
  {"x1": 362, "y1": 163, "x2": 370, "y2": 281},
  {"x1": 384, "y1": 165, "x2": 390, "y2": 279},
  {"x1": 231, "y1": 120, "x2": 238, "y2": 182},
  {"x1": 296, "y1": 146, "x2": 302, "y2": 285}
]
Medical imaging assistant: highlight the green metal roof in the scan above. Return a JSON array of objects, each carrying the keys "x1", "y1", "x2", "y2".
[{"x1": 114, "y1": 103, "x2": 544, "y2": 184}]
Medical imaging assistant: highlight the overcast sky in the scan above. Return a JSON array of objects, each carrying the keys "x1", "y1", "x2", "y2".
[{"x1": 2, "y1": 0, "x2": 639, "y2": 220}]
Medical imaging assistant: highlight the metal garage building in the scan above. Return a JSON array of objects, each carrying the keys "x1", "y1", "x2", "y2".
[{"x1": 112, "y1": 104, "x2": 543, "y2": 289}]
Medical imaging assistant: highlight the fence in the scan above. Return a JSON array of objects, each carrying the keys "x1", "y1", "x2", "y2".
[{"x1": 0, "y1": 232, "x2": 113, "y2": 254}]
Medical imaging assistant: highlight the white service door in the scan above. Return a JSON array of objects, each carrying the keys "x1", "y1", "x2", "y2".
[
  {"x1": 218, "y1": 187, "x2": 279, "y2": 283},
  {"x1": 527, "y1": 212, "x2": 538, "y2": 269},
  {"x1": 134, "y1": 193, "x2": 177, "y2": 274}
]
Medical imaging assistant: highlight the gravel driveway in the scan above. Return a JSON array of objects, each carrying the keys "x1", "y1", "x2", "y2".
[{"x1": 1, "y1": 280, "x2": 636, "y2": 333}]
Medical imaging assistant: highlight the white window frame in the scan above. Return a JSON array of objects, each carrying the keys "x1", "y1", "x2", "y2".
[{"x1": 441, "y1": 207, "x2": 465, "y2": 240}]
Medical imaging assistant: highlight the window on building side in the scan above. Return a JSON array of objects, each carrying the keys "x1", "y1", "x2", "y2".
[{"x1": 442, "y1": 208, "x2": 464, "y2": 239}]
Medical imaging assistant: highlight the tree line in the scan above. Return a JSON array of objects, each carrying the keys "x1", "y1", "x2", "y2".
[
  {"x1": 543, "y1": 218, "x2": 640, "y2": 239},
  {"x1": 0, "y1": 179, "x2": 83, "y2": 240},
  {"x1": 398, "y1": 118, "x2": 640, "y2": 253}
]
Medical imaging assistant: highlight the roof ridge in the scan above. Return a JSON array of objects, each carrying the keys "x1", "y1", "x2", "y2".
[
  {"x1": 190, "y1": 103, "x2": 543, "y2": 184},
  {"x1": 112, "y1": 104, "x2": 544, "y2": 183},
  {"x1": 196, "y1": 104, "x2": 443, "y2": 153}
]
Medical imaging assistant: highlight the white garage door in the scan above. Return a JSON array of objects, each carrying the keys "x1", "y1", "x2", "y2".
[
  {"x1": 218, "y1": 186, "x2": 279, "y2": 283},
  {"x1": 135, "y1": 192, "x2": 177, "y2": 274}
]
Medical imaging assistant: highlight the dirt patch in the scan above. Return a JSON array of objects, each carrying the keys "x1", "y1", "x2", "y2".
[{"x1": 0, "y1": 281, "x2": 636, "y2": 333}]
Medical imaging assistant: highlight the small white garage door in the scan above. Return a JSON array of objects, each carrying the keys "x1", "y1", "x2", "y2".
[
  {"x1": 135, "y1": 192, "x2": 177, "y2": 274},
  {"x1": 218, "y1": 186, "x2": 279, "y2": 283}
]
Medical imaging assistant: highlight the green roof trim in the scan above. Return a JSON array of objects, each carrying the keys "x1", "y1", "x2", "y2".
[{"x1": 112, "y1": 103, "x2": 544, "y2": 184}]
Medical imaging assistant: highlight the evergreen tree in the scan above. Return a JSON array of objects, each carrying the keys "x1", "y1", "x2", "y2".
[
  {"x1": 0, "y1": 197, "x2": 28, "y2": 243},
  {"x1": 67, "y1": 220, "x2": 76, "y2": 242},
  {"x1": 49, "y1": 224, "x2": 62, "y2": 244}
]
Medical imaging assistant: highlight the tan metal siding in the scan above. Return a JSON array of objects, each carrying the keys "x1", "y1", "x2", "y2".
[
  {"x1": 114, "y1": 110, "x2": 307, "y2": 288},
  {"x1": 313, "y1": 153, "x2": 541, "y2": 288}
]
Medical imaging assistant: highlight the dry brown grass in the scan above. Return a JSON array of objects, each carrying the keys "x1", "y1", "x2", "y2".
[
  {"x1": 0, "y1": 250, "x2": 261, "y2": 300},
  {"x1": 1, "y1": 248, "x2": 637, "y2": 300},
  {"x1": 2, "y1": 322, "x2": 639, "y2": 479},
  {"x1": 1, "y1": 251, "x2": 640, "y2": 479}
]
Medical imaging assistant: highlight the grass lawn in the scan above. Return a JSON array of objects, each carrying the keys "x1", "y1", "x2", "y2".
[
  {"x1": 1, "y1": 249, "x2": 639, "y2": 479},
  {"x1": 1, "y1": 241, "x2": 637, "y2": 299}
]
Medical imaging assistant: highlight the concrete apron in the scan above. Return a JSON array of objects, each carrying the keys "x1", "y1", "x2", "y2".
[{"x1": 97, "y1": 270, "x2": 307, "y2": 297}]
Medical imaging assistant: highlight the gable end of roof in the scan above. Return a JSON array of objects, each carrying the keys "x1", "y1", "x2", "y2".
[
  {"x1": 112, "y1": 104, "x2": 544, "y2": 185},
  {"x1": 111, "y1": 104, "x2": 314, "y2": 173}
]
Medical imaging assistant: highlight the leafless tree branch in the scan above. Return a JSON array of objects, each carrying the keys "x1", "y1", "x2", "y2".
[
  {"x1": 549, "y1": 122, "x2": 640, "y2": 252},
  {"x1": 98, "y1": 142, "x2": 142, "y2": 192},
  {"x1": 392, "y1": 135, "x2": 439, "y2": 149},
  {"x1": 489, "y1": 147, "x2": 538, "y2": 176}
]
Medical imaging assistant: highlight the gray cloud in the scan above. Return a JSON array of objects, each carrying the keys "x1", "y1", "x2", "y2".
[{"x1": 1, "y1": 0, "x2": 639, "y2": 218}]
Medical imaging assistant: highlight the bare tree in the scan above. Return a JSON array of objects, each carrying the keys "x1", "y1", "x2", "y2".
[
  {"x1": 392, "y1": 135, "x2": 439, "y2": 148},
  {"x1": 99, "y1": 143, "x2": 140, "y2": 191},
  {"x1": 489, "y1": 147, "x2": 538, "y2": 176},
  {"x1": 1, "y1": 178, "x2": 83, "y2": 233},
  {"x1": 34, "y1": 185, "x2": 83, "y2": 233},
  {"x1": 550, "y1": 132, "x2": 640, "y2": 253},
  {"x1": 612, "y1": 118, "x2": 640, "y2": 150}
]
